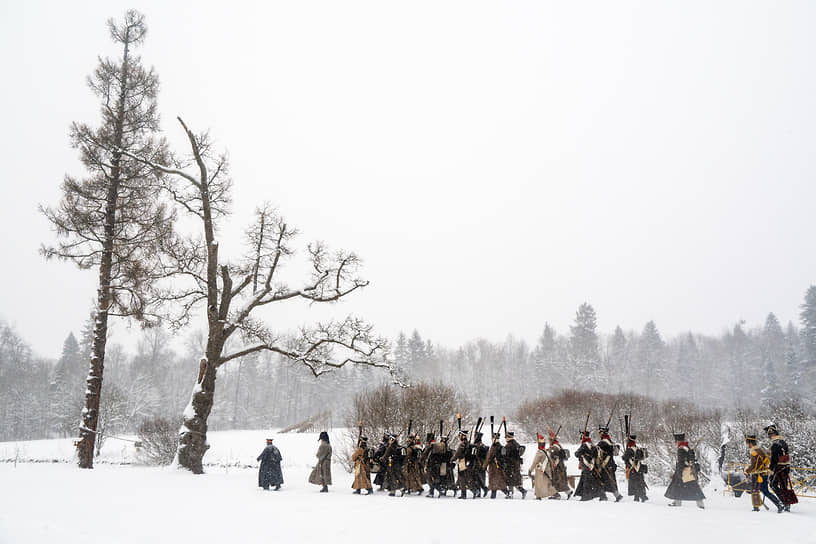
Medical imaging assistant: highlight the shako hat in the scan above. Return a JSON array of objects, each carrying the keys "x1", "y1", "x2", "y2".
[
  {"x1": 266, "y1": 438, "x2": 274, "y2": 444},
  {"x1": 673, "y1": 432, "x2": 685, "y2": 442}
]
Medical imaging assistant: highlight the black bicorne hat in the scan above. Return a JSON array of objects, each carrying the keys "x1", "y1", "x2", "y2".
[
  {"x1": 598, "y1": 425, "x2": 609, "y2": 433},
  {"x1": 673, "y1": 433, "x2": 685, "y2": 442},
  {"x1": 745, "y1": 433, "x2": 758, "y2": 442},
  {"x1": 319, "y1": 431, "x2": 330, "y2": 442},
  {"x1": 764, "y1": 424, "x2": 779, "y2": 436},
  {"x1": 505, "y1": 431, "x2": 515, "y2": 438},
  {"x1": 426, "y1": 432, "x2": 435, "y2": 442},
  {"x1": 360, "y1": 435, "x2": 368, "y2": 442},
  {"x1": 628, "y1": 434, "x2": 637, "y2": 441}
]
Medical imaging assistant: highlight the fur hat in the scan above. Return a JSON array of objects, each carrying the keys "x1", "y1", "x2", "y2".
[
  {"x1": 505, "y1": 431, "x2": 515, "y2": 439},
  {"x1": 318, "y1": 431, "x2": 330, "y2": 443},
  {"x1": 580, "y1": 431, "x2": 592, "y2": 444},
  {"x1": 536, "y1": 433, "x2": 546, "y2": 443},
  {"x1": 629, "y1": 434, "x2": 637, "y2": 441},
  {"x1": 425, "y1": 432, "x2": 435, "y2": 443},
  {"x1": 764, "y1": 424, "x2": 779, "y2": 436},
  {"x1": 673, "y1": 432, "x2": 685, "y2": 442}
]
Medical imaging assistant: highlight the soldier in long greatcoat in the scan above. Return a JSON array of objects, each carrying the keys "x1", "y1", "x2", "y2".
[
  {"x1": 575, "y1": 431, "x2": 603, "y2": 501},
  {"x1": 528, "y1": 433, "x2": 558, "y2": 500},
  {"x1": 471, "y1": 432, "x2": 489, "y2": 496},
  {"x1": 665, "y1": 432, "x2": 705, "y2": 508},
  {"x1": 425, "y1": 435, "x2": 451, "y2": 497},
  {"x1": 257, "y1": 438, "x2": 283, "y2": 490},
  {"x1": 351, "y1": 436, "x2": 373, "y2": 495},
  {"x1": 503, "y1": 431, "x2": 527, "y2": 499},
  {"x1": 383, "y1": 434, "x2": 405, "y2": 496},
  {"x1": 402, "y1": 434, "x2": 425, "y2": 495},
  {"x1": 595, "y1": 426, "x2": 623, "y2": 502},
  {"x1": 308, "y1": 431, "x2": 332, "y2": 492},
  {"x1": 621, "y1": 434, "x2": 648, "y2": 502},
  {"x1": 483, "y1": 433, "x2": 509, "y2": 499},
  {"x1": 372, "y1": 434, "x2": 389, "y2": 491},
  {"x1": 547, "y1": 431, "x2": 571, "y2": 498},
  {"x1": 452, "y1": 430, "x2": 473, "y2": 499}
]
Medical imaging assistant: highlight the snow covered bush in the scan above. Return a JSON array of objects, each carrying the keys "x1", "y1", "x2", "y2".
[{"x1": 136, "y1": 417, "x2": 178, "y2": 466}]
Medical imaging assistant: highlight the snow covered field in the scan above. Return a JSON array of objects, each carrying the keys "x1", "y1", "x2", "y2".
[{"x1": 1, "y1": 430, "x2": 814, "y2": 544}]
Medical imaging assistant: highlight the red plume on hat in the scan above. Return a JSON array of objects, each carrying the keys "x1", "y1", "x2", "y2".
[{"x1": 536, "y1": 433, "x2": 546, "y2": 442}]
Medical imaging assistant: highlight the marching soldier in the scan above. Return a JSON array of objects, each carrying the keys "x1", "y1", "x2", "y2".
[
  {"x1": 528, "y1": 433, "x2": 558, "y2": 500},
  {"x1": 575, "y1": 431, "x2": 603, "y2": 501},
  {"x1": 621, "y1": 434, "x2": 648, "y2": 502},
  {"x1": 765, "y1": 424, "x2": 798, "y2": 512},
  {"x1": 402, "y1": 434, "x2": 425, "y2": 495},
  {"x1": 484, "y1": 432, "x2": 509, "y2": 499},
  {"x1": 665, "y1": 432, "x2": 705, "y2": 508},
  {"x1": 351, "y1": 436, "x2": 373, "y2": 495},
  {"x1": 383, "y1": 434, "x2": 405, "y2": 496},
  {"x1": 547, "y1": 430, "x2": 572, "y2": 499},
  {"x1": 425, "y1": 433, "x2": 451, "y2": 497},
  {"x1": 744, "y1": 433, "x2": 783, "y2": 513},
  {"x1": 452, "y1": 430, "x2": 473, "y2": 499},
  {"x1": 471, "y1": 431, "x2": 489, "y2": 497},
  {"x1": 503, "y1": 431, "x2": 527, "y2": 499},
  {"x1": 373, "y1": 434, "x2": 389, "y2": 491},
  {"x1": 595, "y1": 426, "x2": 623, "y2": 502}
]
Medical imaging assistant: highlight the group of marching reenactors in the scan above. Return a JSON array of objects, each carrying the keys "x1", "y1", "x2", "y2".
[
  {"x1": 351, "y1": 417, "x2": 546, "y2": 499},
  {"x1": 347, "y1": 417, "x2": 800, "y2": 512}
]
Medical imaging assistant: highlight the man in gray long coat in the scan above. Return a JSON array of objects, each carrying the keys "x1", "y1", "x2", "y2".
[
  {"x1": 309, "y1": 431, "x2": 333, "y2": 492},
  {"x1": 257, "y1": 438, "x2": 283, "y2": 490}
]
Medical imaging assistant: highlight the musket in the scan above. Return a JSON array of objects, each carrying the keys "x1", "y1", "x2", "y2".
[
  {"x1": 471, "y1": 416, "x2": 483, "y2": 442},
  {"x1": 583, "y1": 410, "x2": 591, "y2": 436},
  {"x1": 490, "y1": 416, "x2": 495, "y2": 440},
  {"x1": 357, "y1": 420, "x2": 363, "y2": 445}
]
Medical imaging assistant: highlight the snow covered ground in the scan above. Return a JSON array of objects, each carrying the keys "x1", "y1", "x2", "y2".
[{"x1": 1, "y1": 430, "x2": 814, "y2": 544}]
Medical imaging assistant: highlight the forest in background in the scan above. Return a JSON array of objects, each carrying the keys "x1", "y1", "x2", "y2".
[{"x1": 2, "y1": 285, "x2": 815, "y2": 450}]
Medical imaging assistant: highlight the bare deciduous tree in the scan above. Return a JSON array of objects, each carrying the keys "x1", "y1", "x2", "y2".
[
  {"x1": 40, "y1": 10, "x2": 174, "y2": 468},
  {"x1": 122, "y1": 118, "x2": 396, "y2": 473}
]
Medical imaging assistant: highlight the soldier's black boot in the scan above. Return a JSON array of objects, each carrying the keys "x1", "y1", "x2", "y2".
[
  {"x1": 615, "y1": 493, "x2": 623, "y2": 502},
  {"x1": 473, "y1": 488, "x2": 481, "y2": 498},
  {"x1": 366, "y1": 488, "x2": 374, "y2": 495},
  {"x1": 490, "y1": 490, "x2": 497, "y2": 499},
  {"x1": 519, "y1": 487, "x2": 527, "y2": 499},
  {"x1": 353, "y1": 489, "x2": 361, "y2": 495},
  {"x1": 426, "y1": 488, "x2": 435, "y2": 498},
  {"x1": 459, "y1": 490, "x2": 467, "y2": 499},
  {"x1": 320, "y1": 485, "x2": 328, "y2": 493},
  {"x1": 274, "y1": 484, "x2": 280, "y2": 491}
]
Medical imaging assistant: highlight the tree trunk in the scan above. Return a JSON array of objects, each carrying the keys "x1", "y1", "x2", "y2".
[{"x1": 176, "y1": 356, "x2": 218, "y2": 474}]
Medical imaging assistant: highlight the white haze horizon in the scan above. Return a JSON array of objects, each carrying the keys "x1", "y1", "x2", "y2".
[{"x1": 2, "y1": 1, "x2": 815, "y2": 360}]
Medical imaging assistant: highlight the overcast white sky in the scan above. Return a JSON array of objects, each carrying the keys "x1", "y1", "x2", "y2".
[{"x1": 2, "y1": 1, "x2": 815, "y2": 359}]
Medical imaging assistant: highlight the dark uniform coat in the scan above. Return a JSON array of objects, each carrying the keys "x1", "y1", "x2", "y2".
[
  {"x1": 372, "y1": 439, "x2": 388, "y2": 487},
  {"x1": 308, "y1": 440, "x2": 333, "y2": 486},
  {"x1": 769, "y1": 435, "x2": 798, "y2": 506},
  {"x1": 595, "y1": 438, "x2": 620, "y2": 494},
  {"x1": 548, "y1": 442, "x2": 570, "y2": 492},
  {"x1": 472, "y1": 440, "x2": 489, "y2": 491},
  {"x1": 622, "y1": 444, "x2": 647, "y2": 499},
  {"x1": 452, "y1": 439, "x2": 472, "y2": 491},
  {"x1": 426, "y1": 441, "x2": 451, "y2": 492},
  {"x1": 383, "y1": 440, "x2": 405, "y2": 492},
  {"x1": 484, "y1": 442, "x2": 508, "y2": 491},
  {"x1": 575, "y1": 442, "x2": 603, "y2": 500},
  {"x1": 257, "y1": 444, "x2": 283, "y2": 488},
  {"x1": 664, "y1": 444, "x2": 705, "y2": 501},
  {"x1": 503, "y1": 439, "x2": 524, "y2": 487},
  {"x1": 403, "y1": 443, "x2": 425, "y2": 492}
]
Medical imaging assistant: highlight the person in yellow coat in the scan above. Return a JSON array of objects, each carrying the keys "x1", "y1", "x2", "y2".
[{"x1": 744, "y1": 433, "x2": 783, "y2": 513}]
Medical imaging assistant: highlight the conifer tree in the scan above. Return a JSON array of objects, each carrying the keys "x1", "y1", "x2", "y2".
[{"x1": 40, "y1": 10, "x2": 174, "y2": 468}]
